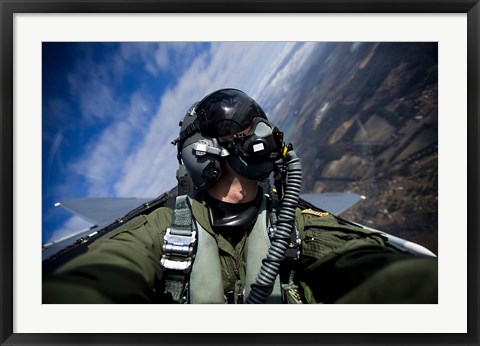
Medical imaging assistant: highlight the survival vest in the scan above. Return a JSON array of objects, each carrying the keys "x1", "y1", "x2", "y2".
[{"x1": 160, "y1": 193, "x2": 302, "y2": 304}]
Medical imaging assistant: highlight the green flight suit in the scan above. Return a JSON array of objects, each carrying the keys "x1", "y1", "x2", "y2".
[{"x1": 42, "y1": 192, "x2": 438, "y2": 304}]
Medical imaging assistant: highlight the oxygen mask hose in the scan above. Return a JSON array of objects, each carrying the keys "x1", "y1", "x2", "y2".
[{"x1": 245, "y1": 147, "x2": 302, "y2": 304}]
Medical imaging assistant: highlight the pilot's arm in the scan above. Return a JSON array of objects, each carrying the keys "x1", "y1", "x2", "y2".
[
  {"x1": 42, "y1": 207, "x2": 172, "y2": 303},
  {"x1": 294, "y1": 210, "x2": 438, "y2": 304}
]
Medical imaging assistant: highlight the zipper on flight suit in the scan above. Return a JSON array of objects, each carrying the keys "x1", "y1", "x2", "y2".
[{"x1": 225, "y1": 234, "x2": 247, "y2": 304}]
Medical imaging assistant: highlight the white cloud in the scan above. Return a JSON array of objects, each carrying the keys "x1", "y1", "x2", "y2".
[
  {"x1": 118, "y1": 42, "x2": 329, "y2": 198},
  {"x1": 118, "y1": 42, "x2": 204, "y2": 77},
  {"x1": 153, "y1": 45, "x2": 169, "y2": 72},
  {"x1": 253, "y1": 42, "x2": 298, "y2": 101},
  {"x1": 67, "y1": 63, "x2": 121, "y2": 122},
  {"x1": 46, "y1": 215, "x2": 93, "y2": 244},
  {"x1": 50, "y1": 41, "x2": 326, "y2": 241},
  {"x1": 68, "y1": 91, "x2": 152, "y2": 197},
  {"x1": 256, "y1": 42, "x2": 323, "y2": 119},
  {"x1": 119, "y1": 42, "x2": 158, "y2": 76},
  {"x1": 114, "y1": 42, "x2": 294, "y2": 197}
]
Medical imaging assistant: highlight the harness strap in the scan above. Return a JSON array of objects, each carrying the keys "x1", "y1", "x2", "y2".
[
  {"x1": 191, "y1": 195, "x2": 283, "y2": 303},
  {"x1": 245, "y1": 196, "x2": 282, "y2": 303},
  {"x1": 267, "y1": 193, "x2": 303, "y2": 304},
  {"x1": 267, "y1": 194, "x2": 301, "y2": 261},
  {"x1": 189, "y1": 218, "x2": 224, "y2": 303},
  {"x1": 160, "y1": 195, "x2": 197, "y2": 303},
  {"x1": 161, "y1": 193, "x2": 300, "y2": 304}
]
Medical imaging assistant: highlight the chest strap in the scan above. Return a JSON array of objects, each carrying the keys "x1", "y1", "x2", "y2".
[
  {"x1": 245, "y1": 199, "x2": 282, "y2": 303},
  {"x1": 160, "y1": 195, "x2": 197, "y2": 303},
  {"x1": 161, "y1": 194, "x2": 286, "y2": 303},
  {"x1": 188, "y1": 220, "x2": 225, "y2": 303},
  {"x1": 190, "y1": 195, "x2": 282, "y2": 304}
]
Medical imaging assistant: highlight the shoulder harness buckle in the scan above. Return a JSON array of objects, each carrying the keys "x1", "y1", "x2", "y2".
[{"x1": 160, "y1": 195, "x2": 197, "y2": 302}]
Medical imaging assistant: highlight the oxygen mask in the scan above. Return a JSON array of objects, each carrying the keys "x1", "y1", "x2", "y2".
[{"x1": 219, "y1": 117, "x2": 284, "y2": 180}]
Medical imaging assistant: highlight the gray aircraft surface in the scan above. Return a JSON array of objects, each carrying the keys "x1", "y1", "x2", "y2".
[{"x1": 42, "y1": 177, "x2": 436, "y2": 274}]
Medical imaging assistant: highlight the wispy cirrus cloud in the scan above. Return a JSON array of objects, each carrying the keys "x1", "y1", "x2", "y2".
[
  {"x1": 46, "y1": 41, "x2": 329, "y2": 242},
  {"x1": 69, "y1": 91, "x2": 153, "y2": 197},
  {"x1": 255, "y1": 42, "x2": 325, "y2": 119},
  {"x1": 114, "y1": 42, "x2": 292, "y2": 198},
  {"x1": 67, "y1": 64, "x2": 120, "y2": 122}
]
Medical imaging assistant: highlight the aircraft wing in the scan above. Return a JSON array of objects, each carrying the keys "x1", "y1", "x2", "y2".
[
  {"x1": 43, "y1": 191, "x2": 363, "y2": 259},
  {"x1": 43, "y1": 190, "x2": 434, "y2": 269},
  {"x1": 300, "y1": 192, "x2": 365, "y2": 215},
  {"x1": 51, "y1": 192, "x2": 363, "y2": 240},
  {"x1": 55, "y1": 197, "x2": 154, "y2": 225},
  {"x1": 43, "y1": 197, "x2": 158, "y2": 261}
]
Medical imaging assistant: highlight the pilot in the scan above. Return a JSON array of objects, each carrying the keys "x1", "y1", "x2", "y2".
[{"x1": 43, "y1": 88, "x2": 438, "y2": 304}]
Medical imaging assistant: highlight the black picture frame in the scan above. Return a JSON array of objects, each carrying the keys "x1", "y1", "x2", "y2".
[{"x1": 1, "y1": 1, "x2": 478, "y2": 345}]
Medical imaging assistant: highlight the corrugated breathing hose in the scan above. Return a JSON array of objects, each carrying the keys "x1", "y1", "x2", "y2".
[{"x1": 245, "y1": 148, "x2": 302, "y2": 304}]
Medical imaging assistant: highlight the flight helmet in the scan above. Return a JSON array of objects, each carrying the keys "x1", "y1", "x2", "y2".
[{"x1": 176, "y1": 88, "x2": 284, "y2": 190}]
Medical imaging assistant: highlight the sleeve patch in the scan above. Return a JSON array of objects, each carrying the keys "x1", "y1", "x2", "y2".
[{"x1": 301, "y1": 209, "x2": 329, "y2": 217}]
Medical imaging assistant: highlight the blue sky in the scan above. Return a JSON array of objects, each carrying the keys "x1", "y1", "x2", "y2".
[{"x1": 42, "y1": 41, "x2": 324, "y2": 243}]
